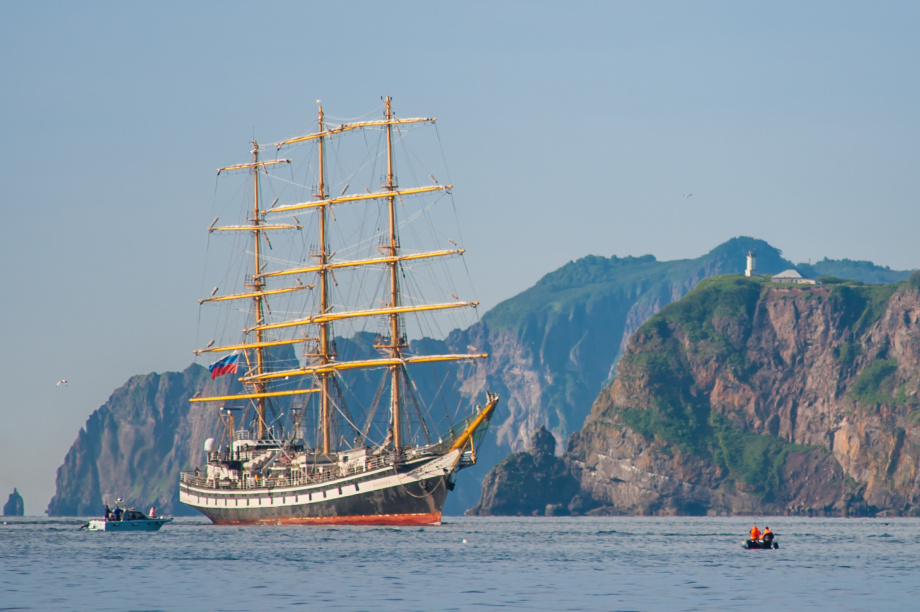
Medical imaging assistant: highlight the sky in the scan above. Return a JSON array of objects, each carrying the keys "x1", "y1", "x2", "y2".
[{"x1": 2, "y1": 1, "x2": 918, "y2": 514}]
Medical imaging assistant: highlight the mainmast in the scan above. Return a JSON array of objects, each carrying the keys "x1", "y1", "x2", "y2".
[
  {"x1": 250, "y1": 140, "x2": 269, "y2": 439},
  {"x1": 316, "y1": 103, "x2": 333, "y2": 454},
  {"x1": 383, "y1": 96, "x2": 403, "y2": 450}
]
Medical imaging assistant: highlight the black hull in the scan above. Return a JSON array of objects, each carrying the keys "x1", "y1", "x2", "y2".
[{"x1": 180, "y1": 453, "x2": 456, "y2": 525}]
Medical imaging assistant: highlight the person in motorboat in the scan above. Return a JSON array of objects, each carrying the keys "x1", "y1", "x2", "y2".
[
  {"x1": 149, "y1": 506, "x2": 157, "y2": 518},
  {"x1": 104, "y1": 504, "x2": 111, "y2": 520},
  {"x1": 112, "y1": 505, "x2": 123, "y2": 521},
  {"x1": 743, "y1": 525, "x2": 778, "y2": 549}
]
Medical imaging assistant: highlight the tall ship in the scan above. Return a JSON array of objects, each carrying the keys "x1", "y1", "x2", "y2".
[{"x1": 179, "y1": 98, "x2": 498, "y2": 525}]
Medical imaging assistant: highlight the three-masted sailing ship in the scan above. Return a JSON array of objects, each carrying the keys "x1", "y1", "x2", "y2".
[{"x1": 179, "y1": 98, "x2": 498, "y2": 525}]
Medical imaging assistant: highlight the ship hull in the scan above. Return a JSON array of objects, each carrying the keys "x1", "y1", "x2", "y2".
[{"x1": 180, "y1": 452, "x2": 457, "y2": 526}]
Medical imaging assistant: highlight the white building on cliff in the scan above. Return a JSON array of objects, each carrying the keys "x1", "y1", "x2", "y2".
[{"x1": 772, "y1": 269, "x2": 818, "y2": 285}]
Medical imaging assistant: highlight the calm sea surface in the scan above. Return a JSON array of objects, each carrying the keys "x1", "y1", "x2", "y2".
[{"x1": 2, "y1": 515, "x2": 918, "y2": 611}]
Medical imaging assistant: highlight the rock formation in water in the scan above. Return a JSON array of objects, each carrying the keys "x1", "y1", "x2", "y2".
[
  {"x1": 3, "y1": 488, "x2": 24, "y2": 516},
  {"x1": 558, "y1": 273, "x2": 920, "y2": 516},
  {"x1": 468, "y1": 426, "x2": 579, "y2": 516}
]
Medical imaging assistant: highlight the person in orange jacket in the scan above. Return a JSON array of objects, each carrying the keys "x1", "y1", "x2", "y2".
[
  {"x1": 750, "y1": 525, "x2": 761, "y2": 541},
  {"x1": 762, "y1": 526, "x2": 773, "y2": 543}
]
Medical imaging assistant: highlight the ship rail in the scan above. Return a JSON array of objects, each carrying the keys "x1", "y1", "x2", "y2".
[{"x1": 179, "y1": 447, "x2": 440, "y2": 491}]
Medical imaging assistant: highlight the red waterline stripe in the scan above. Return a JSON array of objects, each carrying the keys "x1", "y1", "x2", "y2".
[{"x1": 211, "y1": 512, "x2": 443, "y2": 526}]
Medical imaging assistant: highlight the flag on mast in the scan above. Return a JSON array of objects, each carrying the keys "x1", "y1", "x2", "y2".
[{"x1": 209, "y1": 353, "x2": 240, "y2": 380}]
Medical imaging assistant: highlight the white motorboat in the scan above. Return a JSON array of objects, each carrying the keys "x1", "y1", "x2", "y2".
[{"x1": 84, "y1": 509, "x2": 172, "y2": 532}]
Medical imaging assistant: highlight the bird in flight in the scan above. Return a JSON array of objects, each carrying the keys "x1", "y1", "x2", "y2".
[
  {"x1": 56, "y1": 379, "x2": 68, "y2": 386},
  {"x1": 682, "y1": 193, "x2": 693, "y2": 198}
]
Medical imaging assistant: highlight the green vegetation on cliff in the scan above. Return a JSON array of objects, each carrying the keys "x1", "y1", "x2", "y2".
[
  {"x1": 473, "y1": 238, "x2": 791, "y2": 457},
  {"x1": 610, "y1": 272, "x2": 920, "y2": 504},
  {"x1": 484, "y1": 240, "x2": 912, "y2": 336},
  {"x1": 622, "y1": 405, "x2": 812, "y2": 498},
  {"x1": 799, "y1": 258, "x2": 912, "y2": 285},
  {"x1": 829, "y1": 283, "x2": 900, "y2": 335},
  {"x1": 483, "y1": 238, "x2": 788, "y2": 334},
  {"x1": 463, "y1": 239, "x2": 912, "y2": 515},
  {"x1": 849, "y1": 359, "x2": 899, "y2": 405},
  {"x1": 618, "y1": 275, "x2": 816, "y2": 498}
]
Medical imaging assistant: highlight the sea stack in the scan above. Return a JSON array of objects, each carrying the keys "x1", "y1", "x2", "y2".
[{"x1": 3, "y1": 488, "x2": 25, "y2": 516}]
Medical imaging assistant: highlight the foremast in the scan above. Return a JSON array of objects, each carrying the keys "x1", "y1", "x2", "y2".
[
  {"x1": 190, "y1": 145, "x2": 318, "y2": 431},
  {"x1": 316, "y1": 104, "x2": 333, "y2": 453}
]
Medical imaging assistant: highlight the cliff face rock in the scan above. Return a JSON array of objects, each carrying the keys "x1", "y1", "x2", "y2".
[
  {"x1": 47, "y1": 345, "x2": 315, "y2": 517},
  {"x1": 3, "y1": 488, "x2": 24, "y2": 516},
  {"x1": 566, "y1": 273, "x2": 920, "y2": 516},
  {"x1": 468, "y1": 426, "x2": 579, "y2": 516},
  {"x1": 46, "y1": 364, "x2": 223, "y2": 516},
  {"x1": 441, "y1": 237, "x2": 803, "y2": 512}
]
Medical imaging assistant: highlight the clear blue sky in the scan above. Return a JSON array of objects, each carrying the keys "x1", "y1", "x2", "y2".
[{"x1": 2, "y1": 1, "x2": 918, "y2": 513}]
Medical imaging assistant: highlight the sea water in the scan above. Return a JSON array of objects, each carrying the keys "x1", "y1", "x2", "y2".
[{"x1": 1, "y1": 516, "x2": 918, "y2": 611}]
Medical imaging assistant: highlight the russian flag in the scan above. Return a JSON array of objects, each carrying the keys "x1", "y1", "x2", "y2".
[{"x1": 209, "y1": 353, "x2": 240, "y2": 380}]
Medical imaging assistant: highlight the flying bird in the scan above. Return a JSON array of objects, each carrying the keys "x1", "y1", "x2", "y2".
[
  {"x1": 211, "y1": 286, "x2": 219, "y2": 296},
  {"x1": 682, "y1": 193, "x2": 693, "y2": 198},
  {"x1": 56, "y1": 379, "x2": 68, "y2": 386}
]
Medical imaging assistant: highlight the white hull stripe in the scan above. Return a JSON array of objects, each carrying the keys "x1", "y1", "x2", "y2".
[{"x1": 180, "y1": 451, "x2": 459, "y2": 510}]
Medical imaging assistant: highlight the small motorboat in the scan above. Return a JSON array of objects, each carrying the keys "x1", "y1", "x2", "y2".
[
  {"x1": 84, "y1": 508, "x2": 172, "y2": 532},
  {"x1": 743, "y1": 534, "x2": 778, "y2": 549}
]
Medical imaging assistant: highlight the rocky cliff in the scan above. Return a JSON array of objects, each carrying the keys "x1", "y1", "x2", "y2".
[
  {"x1": 46, "y1": 364, "x2": 221, "y2": 516},
  {"x1": 45, "y1": 344, "x2": 319, "y2": 517},
  {"x1": 562, "y1": 273, "x2": 920, "y2": 516},
  {"x1": 440, "y1": 238, "x2": 792, "y2": 511},
  {"x1": 440, "y1": 236, "x2": 913, "y2": 512}
]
